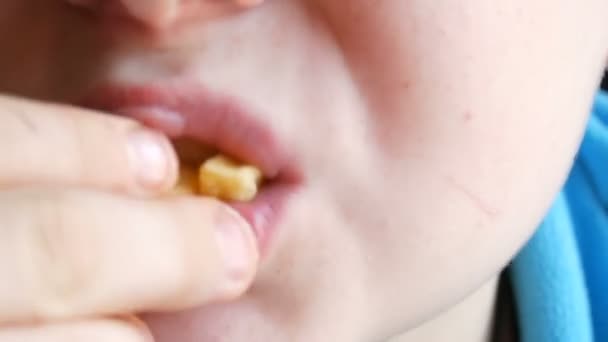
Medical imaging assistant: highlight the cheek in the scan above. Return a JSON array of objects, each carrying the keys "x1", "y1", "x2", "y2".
[
  {"x1": 306, "y1": 0, "x2": 606, "y2": 335},
  {"x1": 354, "y1": 98, "x2": 588, "y2": 336},
  {"x1": 342, "y1": 0, "x2": 602, "y2": 271}
]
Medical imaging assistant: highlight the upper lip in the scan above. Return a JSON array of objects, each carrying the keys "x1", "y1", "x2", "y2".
[{"x1": 80, "y1": 82, "x2": 299, "y2": 182}]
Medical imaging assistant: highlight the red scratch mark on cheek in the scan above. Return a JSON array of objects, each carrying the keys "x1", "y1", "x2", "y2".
[
  {"x1": 444, "y1": 176, "x2": 500, "y2": 218},
  {"x1": 463, "y1": 110, "x2": 473, "y2": 123}
]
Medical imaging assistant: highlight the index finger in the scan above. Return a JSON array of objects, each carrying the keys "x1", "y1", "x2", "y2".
[{"x1": 0, "y1": 95, "x2": 177, "y2": 194}]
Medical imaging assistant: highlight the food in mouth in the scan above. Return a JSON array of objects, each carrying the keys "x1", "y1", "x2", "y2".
[
  {"x1": 171, "y1": 139, "x2": 263, "y2": 202},
  {"x1": 172, "y1": 166, "x2": 200, "y2": 195}
]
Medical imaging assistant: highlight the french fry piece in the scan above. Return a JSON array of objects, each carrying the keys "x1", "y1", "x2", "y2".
[
  {"x1": 171, "y1": 165, "x2": 199, "y2": 195},
  {"x1": 198, "y1": 155, "x2": 263, "y2": 202}
]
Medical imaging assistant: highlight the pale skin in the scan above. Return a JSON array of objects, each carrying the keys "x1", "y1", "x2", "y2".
[{"x1": 0, "y1": 1, "x2": 607, "y2": 341}]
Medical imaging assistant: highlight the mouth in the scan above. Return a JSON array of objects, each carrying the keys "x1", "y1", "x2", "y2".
[{"x1": 80, "y1": 81, "x2": 302, "y2": 255}]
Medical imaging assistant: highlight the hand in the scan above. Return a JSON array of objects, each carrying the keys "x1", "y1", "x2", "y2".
[{"x1": 0, "y1": 95, "x2": 259, "y2": 341}]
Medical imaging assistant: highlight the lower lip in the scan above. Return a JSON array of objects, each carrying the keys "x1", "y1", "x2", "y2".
[{"x1": 228, "y1": 182, "x2": 297, "y2": 256}]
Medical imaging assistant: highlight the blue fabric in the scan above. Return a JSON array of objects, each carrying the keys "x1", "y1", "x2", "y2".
[{"x1": 511, "y1": 91, "x2": 608, "y2": 342}]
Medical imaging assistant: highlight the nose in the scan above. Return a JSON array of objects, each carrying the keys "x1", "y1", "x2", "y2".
[{"x1": 66, "y1": 0, "x2": 263, "y2": 30}]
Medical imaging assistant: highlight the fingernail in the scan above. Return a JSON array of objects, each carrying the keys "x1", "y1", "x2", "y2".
[
  {"x1": 127, "y1": 129, "x2": 174, "y2": 189},
  {"x1": 214, "y1": 208, "x2": 258, "y2": 291}
]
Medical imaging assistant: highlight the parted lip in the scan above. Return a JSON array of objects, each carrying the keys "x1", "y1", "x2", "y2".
[
  {"x1": 80, "y1": 82, "x2": 300, "y2": 183},
  {"x1": 80, "y1": 81, "x2": 302, "y2": 253}
]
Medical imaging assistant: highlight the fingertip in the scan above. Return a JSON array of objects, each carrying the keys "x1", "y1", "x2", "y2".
[
  {"x1": 126, "y1": 128, "x2": 178, "y2": 193},
  {"x1": 212, "y1": 205, "x2": 259, "y2": 298}
]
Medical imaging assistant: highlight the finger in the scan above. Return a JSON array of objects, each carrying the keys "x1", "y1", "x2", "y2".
[
  {"x1": 0, "y1": 95, "x2": 177, "y2": 193},
  {"x1": 0, "y1": 317, "x2": 151, "y2": 342},
  {"x1": 0, "y1": 188, "x2": 258, "y2": 324}
]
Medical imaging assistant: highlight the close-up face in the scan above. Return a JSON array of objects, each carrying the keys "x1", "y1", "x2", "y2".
[{"x1": 1, "y1": 1, "x2": 608, "y2": 341}]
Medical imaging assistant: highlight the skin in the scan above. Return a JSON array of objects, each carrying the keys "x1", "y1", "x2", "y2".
[{"x1": 1, "y1": 0, "x2": 607, "y2": 341}]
